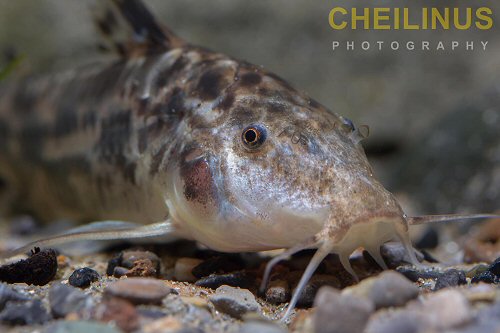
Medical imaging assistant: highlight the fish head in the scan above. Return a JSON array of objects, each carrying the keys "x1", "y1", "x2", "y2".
[{"x1": 166, "y1": 63, "x2": 407, "y2": 252}]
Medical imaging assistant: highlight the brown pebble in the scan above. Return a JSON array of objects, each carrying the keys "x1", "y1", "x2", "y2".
[
  {"x1": 124, "y1": 259, "x2": 158, "y2": 277},
  {"x1": 0, "y1": 247, "x2": 57, "y2": 286},
  {"x1": 105, "y1": 277, "x2": 172, "y2": 305},
  {"x1": 464, "y1": 218, "x2": 500, "y2": 263},
  {"x1": 174, "y1": 257, "x2": 203, "y2": 282},
  {"x1": 94, "y1": 297, "x2": 139, "y2": 332}
]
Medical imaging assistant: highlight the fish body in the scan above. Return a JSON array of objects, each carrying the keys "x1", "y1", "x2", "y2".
[{"x1": 0, "y1": 0, "x2": 404, "y2": 254}]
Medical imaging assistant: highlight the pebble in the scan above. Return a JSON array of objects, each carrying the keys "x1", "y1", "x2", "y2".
[
  {"x1": 209, "y1": 285, "x2": 261, "y2": 319},
  {"x1": 174, "y1": 258, "x2": 203, "y2": 282},
  {"x1": 364, "y1": 308, "x2": 428, "y2": 333},
  {"x1": 292, "y1": 274, "x2": 342, "y2": 307},
  {"x1": 313, "y1": 286, "x2": 374, "y2": 333},
  {"x1": 433, "y1": 269, "x2": 466, "y2": 290},
  {"x1": 418, "y1": 289, "x2": 472, "y2": 330},
  {"x1": 239, "y1": 320, "x2": 288, "y2": 333},
  {"x1": 195, "y1": 272, "x2": 254, "y2": 289},
  {"x1": 43, "y1": 320, "x2": 122, "y2": 333},
  {"x1": 471, "y1": 257, "x2": 500, "y2": 284},
  {"x1": 379, "y1": 242, "x2": 424, "y2": 268},
  {"x1": 0, "y1": 299, "x2": 51, "y2": 325},
  {"x1": 265, "y1": 279, "x2": 290, "y2": 304},
  {"x1": 94, "y1": 297, "x2": 139, "y2": 332},
  {"x1": 342, "y1": 271, "x2": 419, "y2": 309},
  {"x1": 69, "y1": 267, "x2": 100, "y2": 288},
  {"x1": 104, "y1": 277, "x2": 172, "y2": 305},
  {"x1": 49, "y1": 283, "x2": 92, "y2": 318},
  {"x1": 142, "y1": 316, "x2": 183, "y2": 333},
  {"x1": 191, "y1": 255, "x2": 244, "y2": 278},
  {"x1": 464, "y1": 218, "x2": 500, "y2": 263},
  {"x1": 396, "y1": 266, "x2": 442, "y2": 282},
  {"x1": 0, "y1": 248, "x2": 57, "y2": 286},
  {"x1": 0, "y1": 283, "x2": 29, "y2": 310},
  {"x1": 107, "y1": 250, "x2": 161, "y2": 278}
]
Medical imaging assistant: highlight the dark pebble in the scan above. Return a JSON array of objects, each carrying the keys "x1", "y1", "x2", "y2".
[
  {"x1": 472, "y1": 257, "x2": 500, "y2": 284},
  {"x1": 293, "y1": 274, "x2": 341, "y2": 307},
  {"x1": 0, "y1": 299, "x2": 51, "y2": 325},
  {"x1": 434, "y1": 269, "x2": 467, "y2": 290},
  {"x1": 106, "y1": 254, "x2": 122, "y2": 276},
  {"x1": 415, "y1": 227, "x2": 439, "y2": 249},
  {"x1": 191, "y1": 255, "x2": 244, "y2": 278},
  {"x1": 69, "y1": 267, "x2": 100, "y2": 288},
  {"x1": 49, "y1": 283, "x2": 92, "y2": 318},
  {"x1": 380, "y1": 243, "x2": 424, "y2": 269},
  {"x1": 195, "y1": 272, "x2": 254, "y2": 289},
  {"x1": 396, "y1": 266, "x2": 442, "y2": 282},
  {"x1": 0, "y1": 283, "x2": 29, "y2": 311},
  {"x1": 0, "y1": 248, "x2": 57, "y2": 286},
  {"x1": 8, "y1": 215, "x2": 39, "y2": 236}
]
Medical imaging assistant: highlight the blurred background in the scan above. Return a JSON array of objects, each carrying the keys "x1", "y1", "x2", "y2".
[{"x1": 0, "y1": 0, "x2": 498, "y2": 217}]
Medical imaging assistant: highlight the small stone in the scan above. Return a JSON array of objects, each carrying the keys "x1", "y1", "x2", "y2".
[
  {"x1": 142, "y1": 316, "x2": 183, "y2": 333},
  {"x1": 121, "y1": 250, "x2": 160, "y2": 270},
  {"x1": 94, "y1": 297, "x2": 139, "y2": 332},
  {"x1": 0, "y1": 283, "x2": 29, "y2": 311},
  {"x1": 106, "y1": 254, "x2": 122, "y2": 276},
  {"x1": 239, "y1": 320, "x2": 288, "y2": 333},
  {"x1": 104, "y1": 277, "x2": 172, "y2": 305},
  {"x1": 0, "y1": 248, "x2": 57, "y2": 286},
  {"x1": 434, "y1": 269, "x2": 466, "y2": 290},
  {"x1": 49, "y1": 283, "x2": 92, "y2": 318},
  {"x1": 209, "y1": 285, "x2": 261, "y2": 319},
  {"x1": 0, "y1": 299, "x2": 51, "y2": 325},
  {"x1": 195, "y1": 272, "x2": 254, "y2": 289},
  {"x1": 43, "y1": 320, "x2": 122, "y2": 333},
  {"x1": 191, "y1": 255, "x2": 244, "y2": 278},
  {"x1": 112, "y1": 266, "x2": 129, "y2": 278},
  {"x1": 343, "y1": 271, "x2": 419, "y2": 309},
  {"x1": 472, "y1": 257, "x2": 500, "y2": 284},
  {"x1": 419, "y1": 289, "x2": 472, "y2": 329},
  {"x1": 364, "y1": 309, "x2": 429, "y2": 333},
  {"x1": 174, "y1": 258, "x2": 203, "y2": 282},
  {"x1": 265, "y1": 280, "x2": 290, "y2": 304},
  {"x1": 68, "y1": 267, "x2": 100, "y2": 288},
  {"x1": 124, "y1": 259, "x2": 158, "y2": 277},
  {"x1": 293, "y1": 274, "x2": 341, "y2": 307},
  {"x1": 313, "y1": 286, "x2": 374, "y2": 333},
  {"x1": 464, "y1": 218, "x2": 500, "y2": 263},
  {"x1": 395, "y1": 266, "x2": 442, "y2": 282},
  {"x1": 380, "y1": 242, "x2": 424, "y2": 268}
]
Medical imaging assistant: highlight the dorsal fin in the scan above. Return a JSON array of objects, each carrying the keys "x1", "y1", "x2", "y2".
[{"x1": 92, "y1": 0, "x2": 185, "y2": 58}]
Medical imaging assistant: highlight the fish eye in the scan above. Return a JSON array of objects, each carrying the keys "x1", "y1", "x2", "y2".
[
  {"x1": 341, "y1": 117, "x2": 355, "y2": 132},
  {"x1": 242, "y1": 124, "x2": 267, "y2": 149}
]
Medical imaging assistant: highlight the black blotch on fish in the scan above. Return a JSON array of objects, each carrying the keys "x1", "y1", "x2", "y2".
[
  {"x1": 83, "y1": 61, "x2": 125, "y2": 101},
  {"x1": 149, "y1": 143, "x2": 169, "y2": 175},
  {"x1": 19, "y1": 124, "x2": 47, "y2": 161},
  {"x1": 239, "y1": 72, "x2": 262, "y2": 87},
  {"x1": 197, "y1": 69, "x2": 225, "y2": 101},
  {"x1": 267, "y1": 101, "x2": 288, "y2": 114},
  {"x1": 12, "y1": 79, "x2": 37, "y2": 114},
  {"x1": 96, "y1": 9, "x2": 117, "y2": 37},
  {"x1": 53, "y1": 106, "x2": 78, "y2": 138},
  {"x1": 97, "y1": 109, "x2": 132, "y2": 157},
  {"x1": 81, "y1": 109, "x2": 98, "y2": 130},
  {"x1": 308, "y1": 98, "x2": 321, "y2": 109},
  {"x1": 155, "y1": 55, "x2": 188, "y2": 88},
  {"x1": 218, "y1": 93, "x2": 235, "y2": 110}
]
